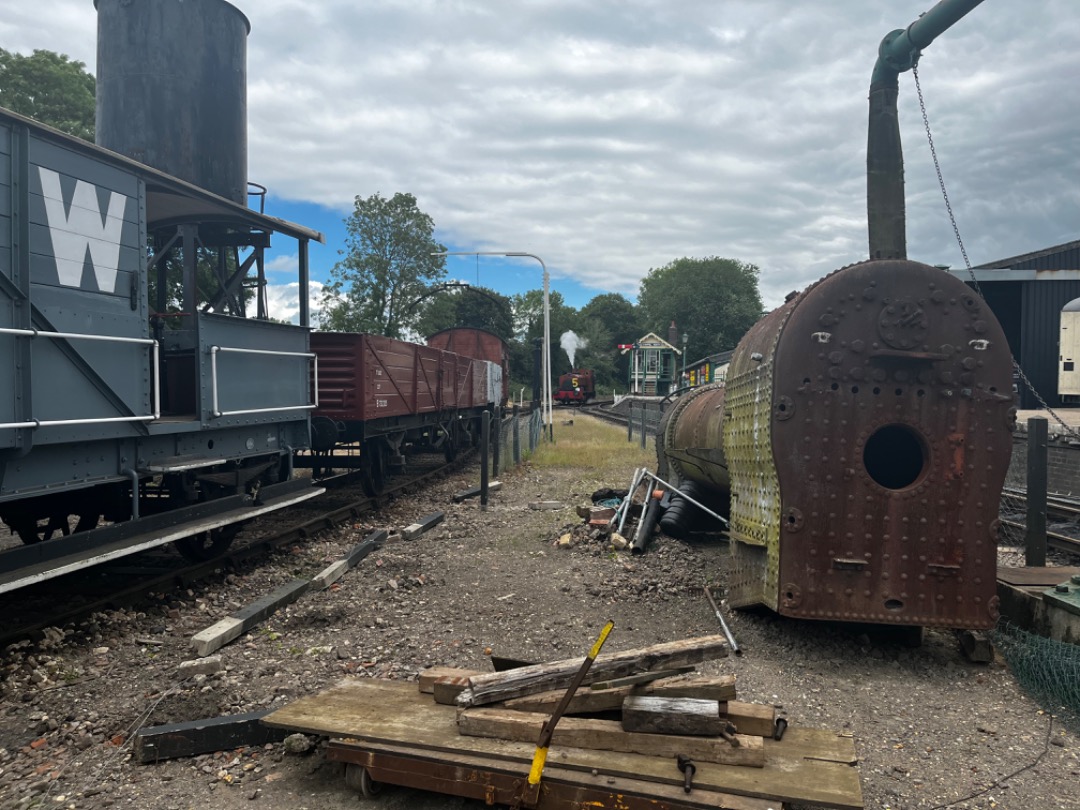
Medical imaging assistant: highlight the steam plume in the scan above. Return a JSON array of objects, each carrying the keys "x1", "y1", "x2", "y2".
[{"x1": 560, "y1": 330, "x2": 588, "y2": 367}]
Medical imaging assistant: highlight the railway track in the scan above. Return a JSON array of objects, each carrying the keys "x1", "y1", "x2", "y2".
[
  {"x1": 0, "y1": 451, "x2": 472, "y2": 648},
  {"x1": 1000, "y1": 486, "x2": 1080, "y2": 557}
]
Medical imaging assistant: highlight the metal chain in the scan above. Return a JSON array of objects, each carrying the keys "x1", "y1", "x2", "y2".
[{"x1": 913, "y1": 65, "x2": 1080, "y2": 439}]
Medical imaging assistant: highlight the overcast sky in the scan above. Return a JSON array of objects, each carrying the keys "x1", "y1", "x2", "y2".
[{"x1": 4, "y1": 0, "x2": 1079, "y2": 320}]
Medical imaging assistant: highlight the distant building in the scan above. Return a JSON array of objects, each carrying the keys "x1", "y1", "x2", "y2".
[
  {"x1": 686, "y1": 350, "x2": 735, "y2": 388},
  {"x1": 951, "y1": 239, "x2": 1080, "y2": 409},
  {"x1": 623, "y1": 322, "x2": 683, "y2": 396}
]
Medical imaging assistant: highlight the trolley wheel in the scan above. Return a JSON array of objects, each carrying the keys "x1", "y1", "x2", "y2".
[
  {"x1": 174, "y1": 524, "x2": 241, "y2": 562},
  {"x1": 344, "y1": 763, "x2": 381, "y2": 798}
]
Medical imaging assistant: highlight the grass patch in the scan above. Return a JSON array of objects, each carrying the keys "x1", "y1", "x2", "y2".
[{"x1": 530, "y1": 414, "x2": 655, "y2": 472}]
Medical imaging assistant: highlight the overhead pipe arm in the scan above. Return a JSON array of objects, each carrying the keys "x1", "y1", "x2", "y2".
[{"x1": 867, "y1": 0, "x2": 987, "y2": 261}]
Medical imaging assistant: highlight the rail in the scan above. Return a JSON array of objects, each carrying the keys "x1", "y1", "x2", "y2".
[
  {"x1": 0, "y1": 326, "x2": 160, "y2": 429},
  {"x1": 209, "y1": 345, "x2": 318, "y2": 418}
]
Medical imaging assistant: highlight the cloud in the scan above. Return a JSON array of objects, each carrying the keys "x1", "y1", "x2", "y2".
[
  {"x1": 253, "y1": 280, "x2": 325, "y2": 325},
  {"x1": 14, "y1": 1, "x2": 1080, "y2": 310}
]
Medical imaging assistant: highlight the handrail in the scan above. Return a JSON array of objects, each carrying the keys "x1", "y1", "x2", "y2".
[
  {"x1": 210, "y1": 345, "x2": 318, "y2": 418},
  {"x1": 0, "y1": 327, "x2": 159, "y2": 430}
]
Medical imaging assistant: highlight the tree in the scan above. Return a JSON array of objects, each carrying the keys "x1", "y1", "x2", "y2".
[
  {"x1": 319, "y1": 192, "x2": 446, "y2": 336},
  {"x1": 580, "y1": 293, "x2": 645, "y2": 385},
  {"x1": 638, "y1": 257, "x2": 763, "y2": 360},
  {"x1": 0, "y1": 49, "x2": 95, "y2": 141},
  {"x1": 414, "y1": 284, "x2": 513, "y2": 342}
]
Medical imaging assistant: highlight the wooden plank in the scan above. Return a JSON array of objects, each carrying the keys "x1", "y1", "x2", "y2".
[
  {"x1": 262, "y1": 678, "x2": 862, "y2": 808},
  {"x1": 638, "y1": 674, "x2": 737, "y2": 702},
  {"x1": 499, "y1": 673, "x2": 738, "y2": 715},
  {"x1": 622, "y1": 696, "x2": 726, "y2": 736},
  {"x1": 460, "y1": 635, "x2": 730, "y2": 707},
  {"x1": 589, "y1": 666, "x2": 694, "y2": 690},
  {"x1": 134, "y1": 710, "x2": 289, "y2": 764},
  {"x1": 458, "y1": 707, "x2": 764, "y2": 767},
  {"x1": 996, "y1": 565, "x2": 1080, "y2": 588},
  {"x1": 432, "y1": 675, "x2": 473, "y2": 706},
  {"x1": 726, "y1": 702, "x2": 776, "y2": 738},
  {"x1": 418, "y1": 667, "x2": 479, "y2": 694},
  {"x1": 401, "y1": 511, "x2": 445, "y2": 540},
  {"x1": 328, "y1": 738, "x2": 780, "y2": 810},
  {"x1": 190, "y1": 579, "x2": 310, "y2": 657}
]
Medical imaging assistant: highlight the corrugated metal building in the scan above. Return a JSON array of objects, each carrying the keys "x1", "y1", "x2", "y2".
[{"x1": 951, "y1": 240, "x2": 1080, "y2": 409}]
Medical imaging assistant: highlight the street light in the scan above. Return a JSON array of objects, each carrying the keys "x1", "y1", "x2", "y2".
[
  {"x1": 431, "y1": 251, "x2": 552, "y2": 440},
  {"x1": 681, "y1": 332, "x2": 688, "y2": 387}
]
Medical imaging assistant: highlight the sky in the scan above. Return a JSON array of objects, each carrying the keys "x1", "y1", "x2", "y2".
[{"x1": 4, "y1": 1, "x2": 1079, "y2": 324}]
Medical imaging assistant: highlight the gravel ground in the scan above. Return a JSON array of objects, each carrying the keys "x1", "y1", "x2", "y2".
[{"x1": 1, "y1": 415, "x2": 1079, "y2": 810}]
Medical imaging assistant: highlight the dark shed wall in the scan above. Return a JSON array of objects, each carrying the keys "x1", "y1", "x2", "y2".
[
  {"x1": 1019, "y1": 280, "x2": 1080, "y2": 409},
  {"x1": 1011, "y1": 245, "x2": 1080, "y2": 271}
]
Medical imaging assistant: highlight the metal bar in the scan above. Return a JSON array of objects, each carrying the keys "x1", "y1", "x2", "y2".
[
  {"x1": 299, "y1": 239, "x2": 310, "y2": 328},
  {"x1": 704, "y1": 587, "x2": 741, "y2": 656},
  {"x1": 0, "y1": 328, "x2": 160, "y2": 427},
  {"x1": 520, "y1": 620, "x2": 614, "y2": 807},
  {"x1": 209, "y1": 345, "x2": 318, "y2": 418},
  {"x1": 616, "y1": 468, "x2": 646, "y2": 537},
  {"x1": 639, "y1": 405, "x2": 647, "y2": 449},
  {"x1": 640, "y1": 469, "x2": 729, "y2": 526},
  {"x1": 0, "y1": 415, "x2": 156, "y2": 430},
  {"x1": 1026, "y1": 417, "x2": 1048, "y2": 567},
  {"x1": 0, "y1": 327, "x2": 155, "y2": 346},
  {"x1": 213, "y1": 346, "x2": 316, "y2": 359}
]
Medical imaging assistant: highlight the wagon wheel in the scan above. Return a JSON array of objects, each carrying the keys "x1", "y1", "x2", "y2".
[
  {"x1": 443, "y1": 423, "x2": 459, "y2": 462},
  {"x1": 361, "y1": 441, "x2": 388, "y2": 497},
  {"x1": 174, "y1": 524, "x2": 242, "y2": 562},
  {"x1": 8, "y1": 512, "x2": 99, "y2": 545},
  {"x1": 344, "y1": 763, "x2": 381, "y2": 798}
]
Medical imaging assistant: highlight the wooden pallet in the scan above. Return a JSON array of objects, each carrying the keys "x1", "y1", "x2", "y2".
[{"x1": 263, "y1": 678, "x2": 863, "y2": 809}]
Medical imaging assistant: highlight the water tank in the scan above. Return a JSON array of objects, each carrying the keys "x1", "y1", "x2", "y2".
[{"x1": 95, "y1": 0, "x2": 250, "y2": 205}]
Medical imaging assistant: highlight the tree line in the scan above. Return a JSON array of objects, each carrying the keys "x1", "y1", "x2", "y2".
[
  {"x1": 322, "y1": 192, "x2": 764, "y2": 394},
  {"x1": 3, "y1": 48, "x2": 766, "y2": 394}
]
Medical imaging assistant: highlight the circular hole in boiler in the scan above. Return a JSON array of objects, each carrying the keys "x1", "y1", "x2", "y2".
[
  {"x1": 873, "y1": 387, "x2": 881, "y2": 395},
  {"x1": 863, "y1": 424, "x2": 929, "y2": 490},
  {"x1": 917, "y1": 389, "x2": 926, "y2": 397},
  {"x1": 884, "y1": 599, "x2": 904, "y2": 611},
  {"x1": 831, "y1": 382, "x2": 839, "y2": 391},
  {"x1": 207, "y1": 439, "x2": 215, "y2": 450},
  {"x1": 894, "y1": 388, "x2": 903, "y2": 396},
  {"x1": 851, "y1": 386, "x2": 860, "y2": 394}
]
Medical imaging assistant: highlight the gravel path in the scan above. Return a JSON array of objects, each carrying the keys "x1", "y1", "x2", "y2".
[{"x1": 1, "y1": 415, "x2": 1078, "y2": 810}]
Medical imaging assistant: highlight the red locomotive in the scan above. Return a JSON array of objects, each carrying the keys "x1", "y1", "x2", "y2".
[{"x1": 553, "y1": 369, "x2": 595, "y2": 405}]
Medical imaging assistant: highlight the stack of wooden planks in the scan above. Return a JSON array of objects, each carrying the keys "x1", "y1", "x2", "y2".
[
  {"x1": 263, "y1": 635, "x2": 863, "y2": 809},
  {"x1": 424, "y1": 635, "x2": 771, "y2": 770}
]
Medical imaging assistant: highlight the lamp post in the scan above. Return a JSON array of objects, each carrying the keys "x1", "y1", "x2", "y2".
[
  {"x1": 681, "y1": 332, "x2": 688, "y2": 387},
  {"x1": 431, "y1": 251, "x2": 552, "y2": 441}
]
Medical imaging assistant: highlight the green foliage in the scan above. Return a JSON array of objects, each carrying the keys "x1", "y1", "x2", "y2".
[
  {"x1": 508, "y1": 289, "x2": 578, "y2": 386},
  {"x1": 579, "y1": 293, "x2": 644, "y2": 385},
  {"x1": 0, "y1": 49, "x2": 95, "y2": 141},
  {"x1": 319, "y1": 192, "x2": 446, "y2": 336},
  {"x1": 638, "y1": 257, "x2": 763, "y2": 360},
  {"x1": 415, "y1": 284, "x2": 514, "y2": 342}
]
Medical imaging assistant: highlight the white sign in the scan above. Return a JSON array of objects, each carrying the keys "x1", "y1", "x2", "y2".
[{"x1": 38, "y1": 167, "x2": 128, "y2": 294}]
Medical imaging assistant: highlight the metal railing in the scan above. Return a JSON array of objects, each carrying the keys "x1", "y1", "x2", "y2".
[
  {"x1": 0, "y1": 326, "x2": 160, "y2": 429},
  {"x1": 209, "y1": 345, "x2": 318, "y2": 418}
]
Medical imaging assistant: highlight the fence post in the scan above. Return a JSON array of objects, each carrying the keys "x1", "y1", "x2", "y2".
[
  {"x1": 512, "y1": 404, "x2": 521, "y2": 465},
  {"x1": 492, "y1": 405, "x2": 502, "y2": 477},
  {"x1": 627, "y1": 402, "x2": 634, "y2": 443},
  {"x1": 639, "y1": 403, "x2": 647, "y2": 450},
  {"x1": 1025, "y1": 417, "x2": 1048, "y2": 567},
  {"x1": 480, "y1": 410, "x2": 490, "y2": 511}
]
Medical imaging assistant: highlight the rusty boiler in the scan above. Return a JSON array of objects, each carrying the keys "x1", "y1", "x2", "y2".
[{"x1": 659, "y1": 259, "x2": 1016, "y2": 629}]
